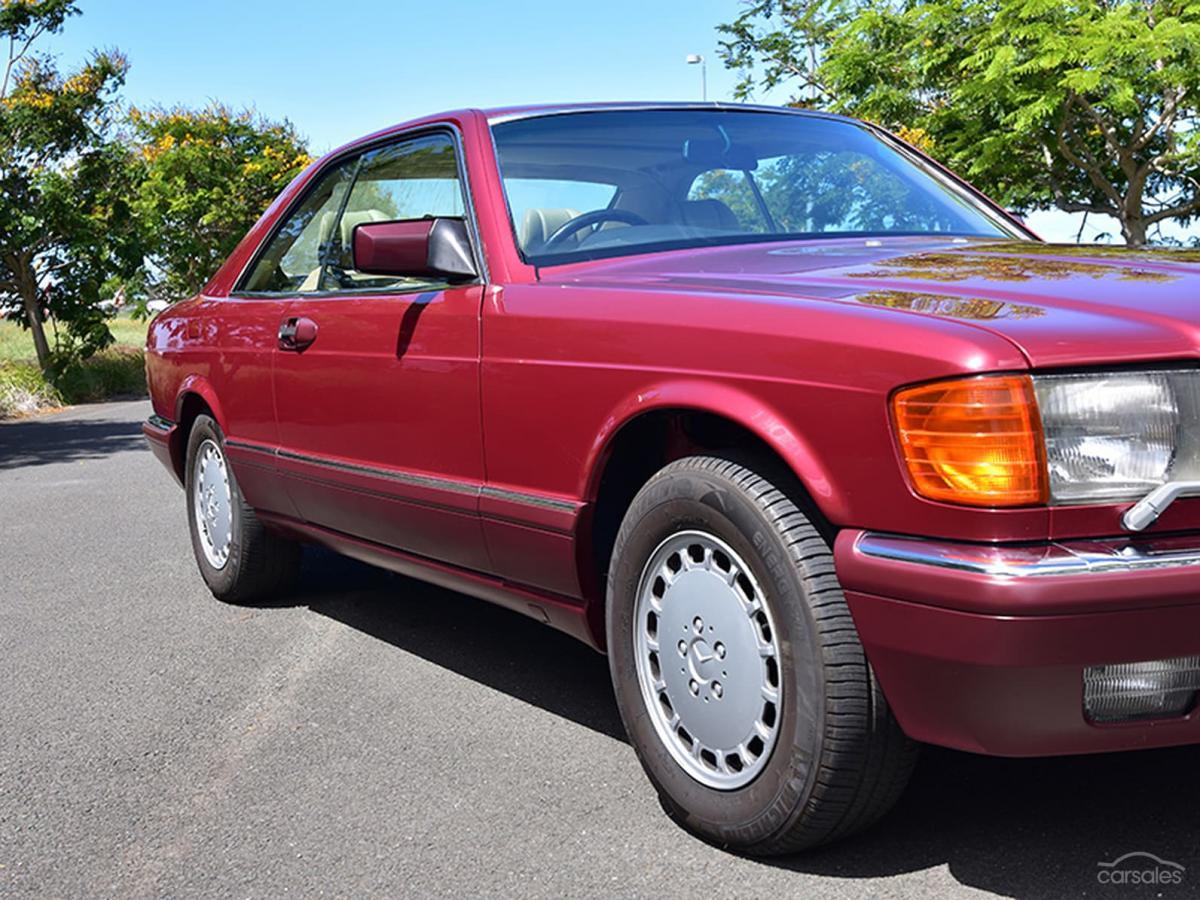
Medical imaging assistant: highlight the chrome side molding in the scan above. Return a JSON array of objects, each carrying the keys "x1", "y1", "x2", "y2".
[{"x1": 1122, "y1": 481, "x2": 1200, "y2": 532}]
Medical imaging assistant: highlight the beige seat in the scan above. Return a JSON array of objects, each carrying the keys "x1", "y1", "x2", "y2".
[
  {"x1": 681, "y1": 199, "x2": 742, "y2": 231},
  {"x1": 336, "y1": 208, "x2": 390, "y2": 246},
  {"x1": 520, "y1": 207, "x2": 581, "y2": 250}
]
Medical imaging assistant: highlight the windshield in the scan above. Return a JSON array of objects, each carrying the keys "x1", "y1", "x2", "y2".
[{"x1": 491, "y1": 109, "x2": 1023, "y2": 266}]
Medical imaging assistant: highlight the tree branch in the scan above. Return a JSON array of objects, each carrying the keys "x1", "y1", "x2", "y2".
[
  {"x1": 1040, "y1": 142, "x2": 1119, "y2": 217},
  {"x1": 774, "y1": 58, "x2": 835, "y2": 104},
  {"x1": 1146, "y1": 197, "x2": 1200, "y2": 225},
  {"x1": 1055, "y1": 101, "x2": 1125, "y2": 209},
  {"x1": 1074, "y1": 93, "x2": 1136, "y2": 181},
  {"x1": 1057, "y1": 200, "x2": 1117, "y2": 215},
  {"x1": 1133, "y1": 86, "x2": 1186, "y2": 151},
  {"x1": 1, "y1": 21, "x2": 51, "y2": 100}
]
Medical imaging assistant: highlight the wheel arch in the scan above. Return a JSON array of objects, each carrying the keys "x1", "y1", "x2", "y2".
[
  {"x1": 577, "y1": 380, "x2": 845, "y2": 647},
  {"x1": 168, "y1": 377, "x2": 226, "y2": 481}
]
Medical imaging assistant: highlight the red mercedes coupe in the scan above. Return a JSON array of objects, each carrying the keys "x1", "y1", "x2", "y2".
[{"x1": 144, "y1": 103, "x2": 1200, "y2": 854}]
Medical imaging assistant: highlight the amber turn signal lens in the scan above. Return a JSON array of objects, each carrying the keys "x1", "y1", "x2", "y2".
[{"x1": 892, "y1": 375, "x2": 1047, "y2": 507}]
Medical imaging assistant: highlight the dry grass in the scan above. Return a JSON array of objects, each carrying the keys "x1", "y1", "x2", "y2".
[
  {"x1": 0, "y1": 316, "x2": 149, "y2": 419},
  {"x1": 0, "y1": 316, "x2": 148, "y2": 362}
]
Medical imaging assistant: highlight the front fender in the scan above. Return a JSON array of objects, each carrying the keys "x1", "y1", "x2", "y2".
[{"x1": 580, "y1": 378, "x2": 848, "y2": 525}]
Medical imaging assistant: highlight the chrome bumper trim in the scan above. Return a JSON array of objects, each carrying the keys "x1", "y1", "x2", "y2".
[
  {"x1": 146, "y1": 415, "x2": 174, "y2": 433},
  {"x1": 855, "y1": 532, "x2": 1200, "y2": 578}
]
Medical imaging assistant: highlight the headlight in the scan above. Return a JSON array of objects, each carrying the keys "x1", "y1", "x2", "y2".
[
  {"x1": 892, "y1": 369, "x2": 1200, "y2": 507},
  {"x1": 1034, "y1": 371, "x2": 1192, "y2": 503}
]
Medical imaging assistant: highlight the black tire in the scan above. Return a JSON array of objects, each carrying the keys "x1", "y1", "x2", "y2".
[
  {"x1": 606, "y1": 455, "x2": 918, "y2": 855},
  {"x1": 184, "y1": 414, "x2": 300, "y2": 603}
]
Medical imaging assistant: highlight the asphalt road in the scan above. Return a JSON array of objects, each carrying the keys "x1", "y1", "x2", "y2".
[{"x1": 2, "y1": 399, "x2": 1198, "y2": 898}]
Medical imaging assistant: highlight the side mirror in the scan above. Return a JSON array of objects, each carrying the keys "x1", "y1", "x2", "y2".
[{"x1": 352, "y1": 217, "x2": 478, "y2": 282}]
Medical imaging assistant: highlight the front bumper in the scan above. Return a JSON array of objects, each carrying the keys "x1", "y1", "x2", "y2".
[{"x1": 836, "y1": 530, "x2": 1200, "y2": 757}]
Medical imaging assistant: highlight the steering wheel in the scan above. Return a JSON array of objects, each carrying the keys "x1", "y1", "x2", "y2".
[{"x1": 543, "y1": 208, "x2": 650, "y2": 249}]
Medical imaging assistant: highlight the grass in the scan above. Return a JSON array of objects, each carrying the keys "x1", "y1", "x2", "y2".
[
  {"x1": 0, "y1": 318, "x2": 40, "y2": 362},
  {"x1": 0, "y1": 361, "x2": 61, "y2": 418},
  {"x1": 0, "y1": 316, "x2": 150, "y2": 419},
  {"x1": 0, "y1": 315, "x2": 149, "y2": 363},
  {"x1": 106, "y1": 317, "x2": 151, "y2": 349}
]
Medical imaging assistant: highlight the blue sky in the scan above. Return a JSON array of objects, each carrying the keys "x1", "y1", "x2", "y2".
[
  {"x1": 46, "y1": 0, "x2": 778, "y2": 153},
  {"x1": 43, "y1": 1, "x2": 1191, "y2": 244}
]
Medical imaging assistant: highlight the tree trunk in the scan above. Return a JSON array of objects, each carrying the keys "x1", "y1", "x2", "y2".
[
  {"x1": 15, "y1": 261, "x2": 52, "y2": 371},
  {"x1": 1121, "y1": 216, "x2": 1148, "y2": 248}
]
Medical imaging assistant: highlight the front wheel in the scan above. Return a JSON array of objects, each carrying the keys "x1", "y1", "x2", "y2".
[
  {"x1": 184, "y1": 414, "x2": 300, "y2": 603},
  {"x1": 606, "y1": 455, "x2": 918, "y2": 855}
]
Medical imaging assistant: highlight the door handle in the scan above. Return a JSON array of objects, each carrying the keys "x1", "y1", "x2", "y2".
[{"x1": 278, "y1": 316, "x2": 318, "y2": 351}]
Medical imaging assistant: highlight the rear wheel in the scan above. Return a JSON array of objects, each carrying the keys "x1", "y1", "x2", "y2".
[
  {"x1": 606, "y1": 455, "x2": 918, "y2": 854},
  {"x1": 184, "y1": 414, "x2": 300, "y2": 603}
]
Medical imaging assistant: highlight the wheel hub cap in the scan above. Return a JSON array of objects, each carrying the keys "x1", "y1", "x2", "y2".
[
  {"x1": 193, "y1": 439, "x2": 232, "y2": 569},
  {"x1": 634, "y1": 530, "x2": 782, "y2": 790}
]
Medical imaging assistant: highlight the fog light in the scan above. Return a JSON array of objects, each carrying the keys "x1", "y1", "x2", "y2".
[{"x1": 1084, "y1": 657, "x2": 1200, "y2": 723}]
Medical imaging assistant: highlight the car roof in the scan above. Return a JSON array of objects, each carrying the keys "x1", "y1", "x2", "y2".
[
  {"x1": 480, "y1": 101, "x2": 853, "y2": 125},
  {"x1": 320, "y1": 102, "x2": 861, "y2": 170}
]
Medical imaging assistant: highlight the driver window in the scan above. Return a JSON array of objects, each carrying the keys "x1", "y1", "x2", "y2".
[
  {"x1": 238, "y1": 159, "x2": 356, "y2": 294},
  {"x1": 319, "y1": 134, "x2": 465, "y2": 293},
  {"x1": 238, "y1": 133, "x2": 467, "y2": 296}
]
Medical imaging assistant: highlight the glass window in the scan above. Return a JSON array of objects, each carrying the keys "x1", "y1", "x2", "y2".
[
  {"x1": 752, "y1": 151, "x2": 957, "y2": 234},
  {"x1": 491, "y1": 109, "x2": 1022, "y2": 265},
  {"x1": 321, "y1": 134, "x2": 465, "y2": 292},
  {"x1": 687, "y1": 169, "x2": 767, "y2": 232},
  {"x1": 240, "y1": 158, "x2": 356, "y2": 294},
  {"x1": 239, "y1": 132, "x2": 467, "y2": 295},
  {"x1": 343, "y1": 136, "x2": 464, "y2": 222},
  {"x1": 504, "y1": 178, "x2": 618, "y2": 251}
]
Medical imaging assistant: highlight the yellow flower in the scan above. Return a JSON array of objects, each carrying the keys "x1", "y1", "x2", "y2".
[
  {"x1": 5, "y1": 89, "x2": 55, "y2": 109},
  {"x1": 895, "y1": 125, "x2": 935, "y2": 152},
  {"x1": 62, "y1": 70, "x2": 103, "y2": 94}
]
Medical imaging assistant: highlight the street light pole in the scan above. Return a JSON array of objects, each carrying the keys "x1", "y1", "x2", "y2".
[{"x1": 685, "y1": 54, "x2": 707, "y2": 101}]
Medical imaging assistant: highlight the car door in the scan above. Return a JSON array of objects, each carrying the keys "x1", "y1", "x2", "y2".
[
  {"x1": 267, "y1": 130, "x2": 490, "y2": 572},
  {"x1": 218, "y1": 157, "x2": 365, "y2": 518}
]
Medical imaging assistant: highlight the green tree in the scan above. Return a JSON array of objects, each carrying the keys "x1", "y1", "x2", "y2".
[
  {"x1": 720, "y1": 1, "x2": 1200, "y2": 246},
  {"x1": 0, "y1": 0, "x2": 137, "y2": 370},
  {"x1": 129, "y1": 104, "x2": 311, "y2": 301}
]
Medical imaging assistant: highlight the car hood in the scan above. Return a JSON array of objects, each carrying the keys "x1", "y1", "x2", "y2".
[{"x1": 546, "y1": 237, "x2": 1200, "y2": 369}]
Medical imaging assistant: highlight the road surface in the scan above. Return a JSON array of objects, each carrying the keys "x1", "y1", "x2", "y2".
[{"x1": 2, "y1": 400, "x2": 1196, "y2": 898}]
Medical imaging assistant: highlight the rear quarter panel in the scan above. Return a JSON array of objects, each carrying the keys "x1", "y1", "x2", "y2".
[
  {"x1": 145, "y1": 295, "x2": 294, "y2": 515},
  {"x1": 147, "y1": 298, "x2": 278, "y2": 441}
]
